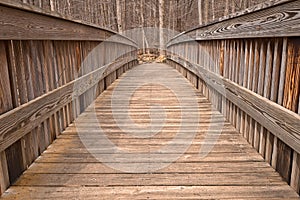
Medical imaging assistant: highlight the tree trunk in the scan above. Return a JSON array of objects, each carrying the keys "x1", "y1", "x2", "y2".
[
  {"x1": 198, "y1": 0, "x2": 203, "y2": 25},
  {"x1": 225, "y1": 0, "x2": 230, "y2": 16},
  {"x1": 159, "y1": 0, "x2": 164, "y2": 54},
  {"x1": 116, "y1": 0, "x2": 123, "y2": 32}
]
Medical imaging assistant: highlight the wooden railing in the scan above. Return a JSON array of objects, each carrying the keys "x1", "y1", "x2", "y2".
[
  {"x1": 166, "y1": 0, "x2": 300, "y2": 194},
  {"x1": 0, "y1": 3, "x2": 138, "y2": 195}
]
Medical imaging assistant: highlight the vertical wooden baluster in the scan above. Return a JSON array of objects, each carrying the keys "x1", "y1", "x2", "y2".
[
  {"x1": 238, "y1": 40, "x2": 243, "y2": 134},
  {"x1": 288, "y1": 38, "x2": 300, "y2": 191},
  {"x1": 222, "y1": 40, "x2": 228, "y2": 118},
  {"x1": 11, "y1": 40, "x2": 32, "y2": 172},
  {"x1": 68, "y1": 41, "x2": 75, "y2": 123},
  {"x1": 283, "y1": 40, "x2": 300, "y2": 111},
  {"x1": 246, "y1": 41, "x2": 254, "y2": 142},
  {"x1": 264, "y1": 40, "x2": 274, "y2": 164},
  {"x1": 236, "y1": 40, "x2": 242, "y2": 132},
  {"x1": 277, "y1": 38, "x2": 299, "y2": 183},
  {"x1": 224, "y1": 40, "x2": 229, "y2": 79},
  {"x1": 61, "y1": 42, "x2": 67, "y2": 131},
  {"x1": 229, "y1": 40, "x2": 233, "y2": 82},
  {"x1": 248, "y1": 40, "x2": 259, "y2": 146},
  {"x1": 49, "y1": 41, "x2": 58, "y2": 141},
  {"x1": 224, "y1": 40, "x2": 231, "y2": 121},
  {"x1": 0, "y1": 151, "x2": 9, "y2": 195},
  {"x1": 52, "y1": 41, "x2": 61, "y2": 137},
  {"x1": 0, "y1": 41, "x2": 13, "y2": 194},
  {"x1": 291, "y1": 95, "x2": 300, "y2": 193},
  {"x1": 62, "y1": 42, "x2": 69, "y2": 129},
  {"x1": 235, "y1": 40, "x2": 240, "y2": 84},
  {"x1": 228, "y1": 40, "x2": 233, "y2": 125},
  {"x1": 41, "y1": 40, "x2": 51, "y2": 147},
  {"x1": 251, "y1": 40, "x2": 259, "y2": 92},
  {"x1": 32, "y1": 41, "x2": 47, "y2": 155},
  {"x1": 79, "y1": 42, "x2": 86, "y2": 113},
  {"x1": 23, "y1": 41, "x2": 40, "y2": 164},
  {"x1": 74, "y1": 41, "x2": 81, "y2": 118},
  {"x1": 270, "y1": 38, "x2": 283, "y2": 169},
  {"x1": 65, "y1": 41, "x2": 73, "y2": 125},
  {"x1": 58, "y1": 42, "x2": 66, "y2": 132},
  {"x1": 221, "y1": 36, "x2": 226, "y2": 114},
  {"x1": 247, "y1": 41, "x2": 254, "y2": 90},
  {"x1": 232, "y1": 40, "x2": 237, "y2": 129},
  {"x1": 239, "y1": 40, "x2": 245, "y2": 86},
  {"x1": 278, "y1": 38, "x2": 288, "y2": 106},
  {"x1": 255, "y1": 40, "x2": 266, "y2": 152},
  {"x1": 203, "y1": 42, "x2": 208, "y2": 98},
  {"x1": 4, "y1": 42, "x2": 21, "y2": 184},
  {"x1": 291, "y1": 150, "x2": 300, "y2": 194},
  {"x1": 242, "y1": 40, "x2": 249, "y2": 138}
]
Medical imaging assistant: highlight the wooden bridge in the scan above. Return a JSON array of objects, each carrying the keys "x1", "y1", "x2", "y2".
[{"x1": 0, "y1": 0, "x2": 300, "y2": 199}]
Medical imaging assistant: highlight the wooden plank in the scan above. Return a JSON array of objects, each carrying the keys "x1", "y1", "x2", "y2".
[
  {"x1": 0, "y1": 57, "x2": 137, "y2": 152},
  {"x1": 25, "y1": 162, "x2": 276, "y2": 174},
  {"x1": 168, "y1": 57, "x2": 300, "y2": 154},
  {"x1": 2, "y1": 186, "x2": 299, "y2": 199},
  {"x1": 168, "y1": 0, "x2": 300, "y2": 46},
  {"x1": 12, "y1": 172, "x2": 288, "y2": 187}
]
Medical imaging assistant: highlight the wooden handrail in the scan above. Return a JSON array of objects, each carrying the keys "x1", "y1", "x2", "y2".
[
  {"x1": 167, "y1": 0, "x2": 300, "y2": 46},
  {"x1": 0, "y1": 3, "x2": 137, "y2": 47}
]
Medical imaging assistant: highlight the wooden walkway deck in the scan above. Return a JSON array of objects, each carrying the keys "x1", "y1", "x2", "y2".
[{"x1": 2, "y1": 64, "x2": 299, "y2": 199}]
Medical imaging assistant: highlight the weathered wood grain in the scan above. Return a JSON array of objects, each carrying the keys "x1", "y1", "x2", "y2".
[
  {"x1": 2, "y1": 63, "x2": 298, "y2": 199},
  {"x1": 0, "y1": 5, "x2": 136, "y2": 47},
  {"x1": 2, "y1": 186, "x2": 299, "y2": 200},
  {"x1": 168, "y1": 0, "x2": 300, "y2": 46}
]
